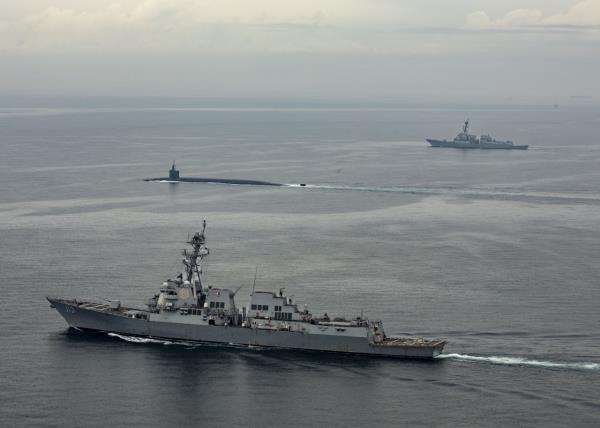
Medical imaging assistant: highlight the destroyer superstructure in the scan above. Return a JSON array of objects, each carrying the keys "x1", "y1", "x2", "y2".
[
  {"x1": 427, "y1": 120, "x2": 528, "y2": 150},
  {"x1": 48, "y1": 223, "x2": 446, "y2": 359}
]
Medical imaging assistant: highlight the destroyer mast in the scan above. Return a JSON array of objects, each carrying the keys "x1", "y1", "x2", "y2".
[{"x1": 182, "y1": 220, "x2": 210, "y2": 303}]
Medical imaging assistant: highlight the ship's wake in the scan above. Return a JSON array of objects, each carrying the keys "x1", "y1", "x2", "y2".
[
  {"x1": 285, "y1": 183, "x2": 436, "y2": 195},
  {"x1": 107, "y1": 332, "x2": 253, "y2": 350},
  {"x1": 285, "y1": 183, "x2": 600, "y2": 204},
  {"x1": 437, "y1": 353, "x2": 600, "y2": 371},
  {"x1": 108, "y1": 332, "x2": 177, "y2": 345},
  {"x1": 106, "y1": 333, "x2": 599, "y2": 370},
  {"x1": 147, "y1": 179, "x2": 600, "y2": 204}
]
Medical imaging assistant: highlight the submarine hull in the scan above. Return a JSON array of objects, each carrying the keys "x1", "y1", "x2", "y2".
[{"x1": 145, "y1": 177, "x2": 282, "y2": 186}]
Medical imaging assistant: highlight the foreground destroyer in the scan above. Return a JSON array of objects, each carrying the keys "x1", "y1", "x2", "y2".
[
  {"x1": 48, "y1": 223, "x2": 445, "y2": 359},
  {"x1": 427, "y1": 120, "x2": 528, "y2": 150}
]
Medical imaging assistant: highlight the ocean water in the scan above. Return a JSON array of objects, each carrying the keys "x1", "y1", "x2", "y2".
[{"x1": 0, "y1": 105, "x2": 599, "y2": 427}]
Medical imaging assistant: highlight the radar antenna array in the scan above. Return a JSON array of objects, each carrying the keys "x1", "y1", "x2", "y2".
[{"x1": 182, "y1": 221, "x2": 210, "y2": 292}]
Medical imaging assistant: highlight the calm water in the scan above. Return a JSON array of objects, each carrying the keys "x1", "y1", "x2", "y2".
[{"x1": 1, "y1": 106, "x2": 599, "y2": 427}]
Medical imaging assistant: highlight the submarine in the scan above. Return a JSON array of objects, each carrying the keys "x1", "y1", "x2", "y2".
[{"x1": 145, "y1": 163, "x2": 282, "y2": 187}]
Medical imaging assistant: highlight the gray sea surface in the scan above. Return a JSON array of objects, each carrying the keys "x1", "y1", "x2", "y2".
[{"x1": 1, "y1": 105, "x2": 599, "y2": 427}]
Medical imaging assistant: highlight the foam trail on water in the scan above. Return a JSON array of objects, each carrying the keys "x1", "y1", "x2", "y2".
[
  {"x1": 285, "y1": 184, "x2": 434, "y2": 194},
  {"x1": 108, "y1": 332, "x2": 174, "y2": 345},
  {"x1": 286, "y1": 183, "x2": 600, "y2": 201},
  {"x1": 107, "y1": 333, "x2": 251, "y2": 350},
  {"x1": 145, "y1": 180, "x2": 600, "y2": 203},
  {"x1": 437, "y1": 353, "x2": 600, "y2": 371}
]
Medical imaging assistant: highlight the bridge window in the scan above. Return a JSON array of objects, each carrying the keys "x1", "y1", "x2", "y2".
[
  {"x1": 251, "y1": 304, "x2": 257, "y2": 310},
  {"x1": 209, "y1": 302, "x2": 215, "y2": 308}
]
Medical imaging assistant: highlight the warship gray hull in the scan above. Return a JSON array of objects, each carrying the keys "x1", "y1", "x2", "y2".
[
  {"x1": 427, "y1": 120, "x2": 528, "y2": 150},
  {"x1": 427, "y1": 139, "x2": 529, "y2": 150},
  {"x1": 48, "y1": 223, "x2": 446, "y2": 360},
  {"x1": 48, "y1": 297, "x2": 445, "y2": 359}
]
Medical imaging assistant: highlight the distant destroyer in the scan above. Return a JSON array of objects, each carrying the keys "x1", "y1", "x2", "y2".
[
  {"x1": 145, "y1": 163, "x2": 282, "y2": 186},
  {"x1": 427, "y1": 120, "x2": 528, "y2": 150},
  {"x1": 48, "y1": 223, "x2": 446, "y2": 359}
]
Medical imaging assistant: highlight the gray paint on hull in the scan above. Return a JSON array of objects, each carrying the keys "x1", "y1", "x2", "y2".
[
  {"x1": 427, "y1": 139, "x2": 528, "y2": 150},
  {"x1": 50, "y1": 299, "x2": 444, "y2": 359}
]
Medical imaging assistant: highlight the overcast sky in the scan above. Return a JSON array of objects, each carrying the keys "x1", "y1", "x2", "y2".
[{"x1": 1, "y1": 0, "x2": 599, "y2": 103}]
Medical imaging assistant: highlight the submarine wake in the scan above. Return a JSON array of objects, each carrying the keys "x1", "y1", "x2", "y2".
[
  {"x1": 148, "y1": 164, "x2": 600, "y2": 204},
  {"x1": 284, "y1": 183, "x2": 434, "y2": 194},
  {"x1": 437, "y1": 353, "x2": 600, "y2": 371},
  {"x1": 284, "y1": 184, "x2": 600, "y2": 204},
  {"x1": 147, "y1": 177, "x2": 600, "y2": 204}
]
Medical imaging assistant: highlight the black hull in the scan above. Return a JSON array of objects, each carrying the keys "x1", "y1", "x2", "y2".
[{"x1": 144, "y1": 177, "x2": 282, "y2": 186}]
